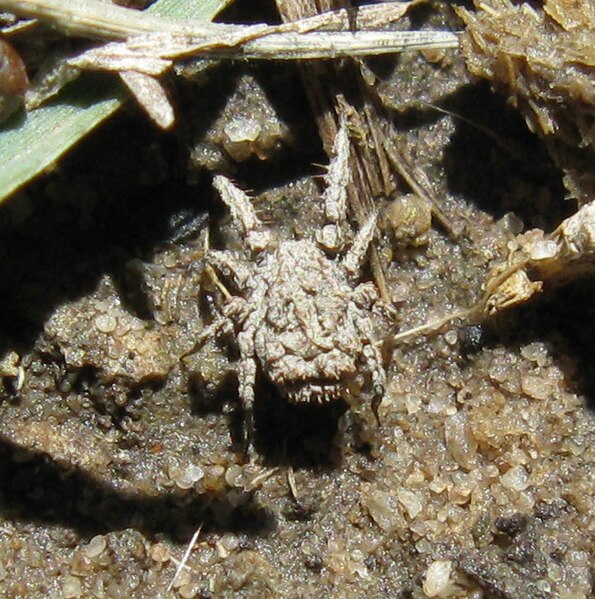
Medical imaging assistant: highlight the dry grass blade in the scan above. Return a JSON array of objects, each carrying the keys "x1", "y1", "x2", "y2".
[
  {"x1": 0, "y1": 0, "x2": 459, "y2": 62},
  {"x1": 0, "y1": 0, "x2": 231, "y2": 202},
  {"x1": 0, "y1": 0, "x2": 459, "y2": 199},
  {"x1": 166, "y1": 525, "x2": 202, "y2": 593}
]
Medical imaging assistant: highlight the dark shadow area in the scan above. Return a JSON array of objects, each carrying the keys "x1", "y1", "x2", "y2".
[
  {"x1": 406, "y1": 0, "x2": 458, "y2": 28},
  {"x1": 188, "y1": 369, "x2": 237, "y2": 417},
  {"x1": 444, "y1": 0, "x2": 476, "y2": 10},
  {"x1": 177, "y1": 61, "x2": 322, "y2": 196},
  {"x1": 442, "y1": 82, "x2": 570, "y2": 231},
  {"x1": 189, "y1": 359, "x2": 350, "y2": 469},
  {"x1": 480, "y1": 279, "x2": 595, "y2": 410},
  {"x1": 216, "y1": 0, "x2": 281, "y2": 25},
  {"x1": 0, "y1": 437, "x2": 275, "y2": 541},
  {"x1": 0, "y1": 104, "x2": 205, "y2": 357},
  {"x1": 187, "y1": 351, "x2": 351, "y2": 469},
  {"x1": 78, "y1": 369, "x2": 167, "y2": 434},
  {"x1": 0, "y1": 58, "x2": 321, "y2": 362},
  {"x1": 390, "y1": 97, "x2": 452, "y2": 131},
  {"x1": 252, "y1": 377, "x2": 346, "y2": 469},
  {"x1": 191, "y1": 366, "x2": 348, "y2": 469}
]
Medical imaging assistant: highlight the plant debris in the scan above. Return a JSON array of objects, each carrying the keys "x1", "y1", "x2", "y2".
[
  {"x1": 458, "y1": 0, "x2": 595, "y2": 203},
  {"x1": 0, "y1": 1, "x2": 593, "y2": 597}
]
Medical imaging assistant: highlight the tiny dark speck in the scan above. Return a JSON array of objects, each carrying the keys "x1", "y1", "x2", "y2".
[{"x1": 460, "y1": 324, "x2": 484, "y2": 355}]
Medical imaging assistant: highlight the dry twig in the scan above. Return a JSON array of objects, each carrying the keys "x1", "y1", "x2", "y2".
[
  {"x1": 0, "y1": 0, "x2": 458, "y2": 126},
  {"x1": 166, "y1": 525, "x2": 202, "y2": 593}
]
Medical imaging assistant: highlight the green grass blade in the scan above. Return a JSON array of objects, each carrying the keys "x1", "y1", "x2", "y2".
[
  {"x1": 0, "y1": 0, "x2": 232, "y2": 204},
  {"x1": 151, "y1": 0, "x2": 234, "y2": 20}
]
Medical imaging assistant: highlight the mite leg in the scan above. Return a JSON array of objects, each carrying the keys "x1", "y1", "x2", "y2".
[
  {"x1": 237, "y1": 330, "x2": 258, "y2": 457},
  {"x1": 317, "y1": 116, "x2": 351, "y2": 253},
  {"x1": 181, "y1": 296, "x2": 246, "y2": 359},
  {"x1": 342, "y1": 210, "x2": 378, "y2": 278},
  {"x1": 213, "y1": 176, "x2": 272, "y2": 254}
]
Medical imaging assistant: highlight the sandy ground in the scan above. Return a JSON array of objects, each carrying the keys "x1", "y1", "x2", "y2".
[{"x1": 0, "y1": 2, "x2": 592, "y2": 597}]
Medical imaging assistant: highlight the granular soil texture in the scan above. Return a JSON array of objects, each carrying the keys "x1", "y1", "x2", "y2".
[{"x1": 0, "y1": 2, "x2": 592, "y2": 598}]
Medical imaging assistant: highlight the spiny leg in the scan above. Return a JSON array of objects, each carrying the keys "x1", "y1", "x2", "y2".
[
  {"x1": 237, "y1": 330, "x2": 257, "y2": 458},
  {"x1": 208, "y1": 250, "x2": 251, "y2": 293},
  {"x1": 342, "y1": 341, "x2": 385, "y2": 451},
  {"x1": 364, "y1": 342, "x2": 386, "y2": 425},
  {"x1": 213, "y1": 175, "x2": 272, "y2": 254},
  {"x1": 350, "y1": 281, "x2": 379, "y2": 309},
  {"x1": 342, "y1": 210, "x2": 378, "y2": 278},
  {"x1": 316, "y1": 115, "x2": 351, "y2": 253},
  {"x1": 181, "y1": 296, "x2": 246, "y2": 360}
]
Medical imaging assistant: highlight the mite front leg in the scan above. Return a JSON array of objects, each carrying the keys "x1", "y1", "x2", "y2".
[
  {"x1": 213, "y1": 176, "x2": 272, "y2": 254},
  {"x1": 317, "y1": 116, "x2": 350, "y2": 253},
  {"x1": 342, "y1": 210, "x2": 378, "y2": 279},
  {"x1": 237, "y1": 330, "x2": 257, "y2": 457},
  {"x1": 181, "y1": 296, "x2": 246, "y2": 360},
  {"x1": 208, "y1": 250, "x2": 252, "y2": 293}
]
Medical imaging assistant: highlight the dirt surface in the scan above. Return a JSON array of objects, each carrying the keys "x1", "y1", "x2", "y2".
[{"x1": 0, "y1": 1, "x2": 593, "y2": 598}]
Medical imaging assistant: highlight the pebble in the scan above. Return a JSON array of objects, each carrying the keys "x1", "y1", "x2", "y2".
[
  {"x1": 62, "y1": 575, "x2": 83, "y2": 598},
  {"x1": 529, "y1": 239, "x2": 558, "y2": 260},
  {"x1": 444, "y1": 330, "x2": 458, "y2": 346},
  {"x1": 520, "y1": 342, "x2": 549, "y2": 366},
  {"x1": 521, "y1": 374, "x2": 551, "y2": 400},
  {"x1": 364, "y1": 489, "x2": 405, "y2": 533},
  {"x1": 397, "y1": 488, "x2": 423, "y2": 519},
  {"x1": 84, "y1": 535, "x2": 107, "y2": 559},
  {"x1": 501, "y1": 465, "x2": 530, "y2": 491},
  {"x1": 224, "y1": 118, "x2": 261, "y2": 143},
  {"x1": 444, "y1": 413, "x2": 478, "y2": 470},
  {"x1": 175, "y1": 464, "x2": 205, "y2": 489},
  {"x1": 95, "y1": 314, "x2": 117, "y2": 334},
  {"x1": 423, "y1": 560, "x2": 452, "y2": 597},
  {"x1": 224, "y1": 464, "x2": 244, "y2": 488}
]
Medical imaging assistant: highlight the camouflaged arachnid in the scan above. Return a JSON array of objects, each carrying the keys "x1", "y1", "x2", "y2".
[{"x1": 192, "y1": 120, "x2": 386, "y2": 445}]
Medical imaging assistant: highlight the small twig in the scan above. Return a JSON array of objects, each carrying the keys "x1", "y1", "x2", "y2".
[
  {"x1": 335, "y1": 96, "x2": 393, "y2": 304},
  {"x1": 166, "y1": 525, "x2": 202, "y2": 593},
  {"x1": 386, "y1": 306, "x2": 476, "y2": 346},
  {"x1": 0, "y1": 0, "x2": 460, "y2": 60},
  {"x1": 287, "y1": 466, "x2": 299, "y2": 501},
  {"x1": 382, "y1": 134, "x2": 461, "y2": 239},
  {"x1": 203, "y1": 228, "x2": 232, "y2": 302},
  {"x1": 386, "y1": 252, "x2": 538, "y2": 346},
  {"x1": 2, "y1": 0, "x2": 459, "y2": 127},
  {"x1": 207, "y1": 30, "x2": 460, "y2": 60}
]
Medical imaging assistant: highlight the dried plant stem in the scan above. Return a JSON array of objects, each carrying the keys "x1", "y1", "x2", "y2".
[
  {"x1": 166, "y1": 525, "x2": 202, "y2": 592},
  {"x1": 0, "y1": 0, "x2": 233, "y2": 38},
  {"x1": 381, "y1": 134, "x2": 461, "y2": 239},
  {"x1": 387, "y1": 307, "x2": 476, "y2": 345},
  {"x1": 209, "y1": 30, "x2": 460, "y2": 60},
  {"x1": 0, "y1": 0, "x2": 459, "y2": 59},
  {"x1": 274, "y1": 0, "x2": 452, "y2": 304}
]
